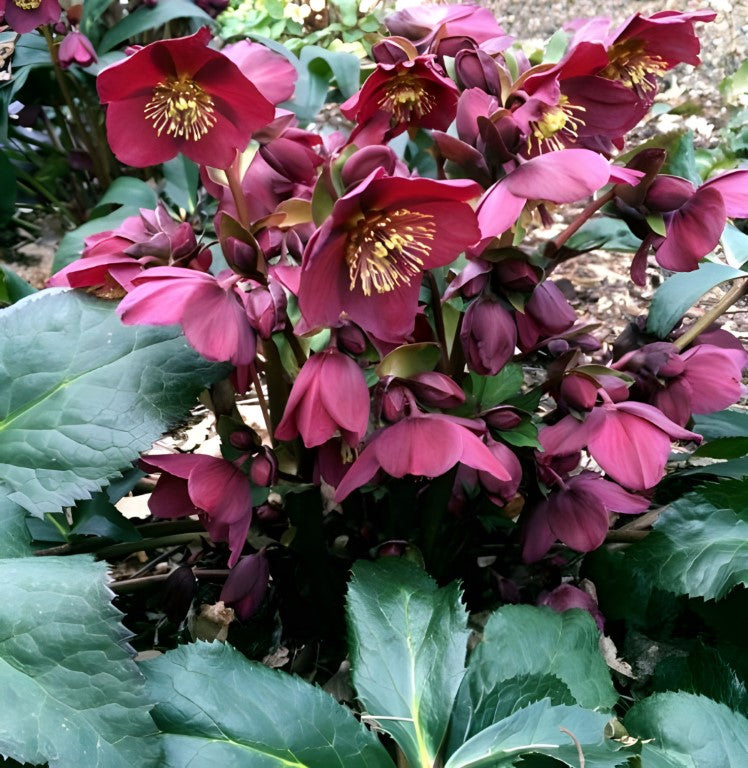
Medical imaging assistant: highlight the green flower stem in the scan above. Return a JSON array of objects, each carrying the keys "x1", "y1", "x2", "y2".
[
  {"x1": 673, "y1": 276, "x2": 748, "y2": 351},
  {"x1": 426, "y1": 271, "x2": 450, "y2": 373}
]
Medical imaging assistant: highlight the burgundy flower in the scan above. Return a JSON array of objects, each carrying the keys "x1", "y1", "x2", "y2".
[
  {"x1": 0, "y1": 0, "x2": 60, "y2": 34},
  {"x1": 48, "y1": 204, "x2": 208, "y2": 294},
  {"x1": 97, "y1": 28, "x2": 274, "y2": 168},
  {"x1": 297, "y1": 169, "x2": 481, "y2": 341},
  {"x1": 117, "y1": 267, "x2": 257, "y2": 365},
  {"x1": 515, "y1": 281, "x2": 577, "y2": 351},
  {"x1": 523, "y1": 471, "x2": 649, "y2": 561},
  {"x1": 335, "y1": 413, "x2": 512, "y2": 501},
  {"x1": 461, "y1": 294, "x2": 517, "y2": 375},
  {"x1": 538, "y1": 584, "x2": 605, "y2": 631},
  {"x1": 58, "y1": 30, "x2": 97, "y2": 69},
  {"x1": 341, "y1": 54, "x2": 459, "y2": 142},
  {"x1": 628, "y1": 170, "x2": 748, "y2": 281},
  {"x1": 220, "y1": 550, "x2": 270, "y2": 620},
  {"x1": 140, "y1": 453, "x2": 252, "y2": 567},
  {"x1": 221, "y1": 41, "x2": 297, "y2": 105},
  {"x1": 275, "y1": 347, "x2": 370, "y2": 448},
  {"x1": 539, "y1": 400, "x2": 701, "y2": 490}
]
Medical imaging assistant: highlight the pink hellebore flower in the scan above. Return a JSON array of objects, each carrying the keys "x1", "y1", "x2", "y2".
[
  {"x1": 274, "y1": 347, "x2": 370, "y2": 448},
  {"x1": 140, "y1": 453, "x2": 252, "y2": 567},
  {"x1": 476, "y1": 149, "x2": 642, "y2": 241},
  {"x1": 335, "y1": 413, "x2": 512, "y2": 501},
  {"x1": 117, "y1": 267, "x2": 257, "y2": 365},
  {"x1": 220, "y1": 550, "x2": 270, "y2": 620},
  {"x1": 539, "y1": 399, "x2": 701, "y2": 490},
  {"x1": 297, "y1": 169, "x2": 481, "y2": 342},
  {"x1": 58, "y1": 30, "x2": 97, "y2": 69},
  {"x1": 221, "y1": 40, "x2": 297, "y2": 105},
  {"x1": 97, "y1": 28, "x2": 274, "y2": 168},
  {"x1": 0, "y1": 0, "x2": 60, "y2": 33},
  {"x1": 523, "y1": 471, "x2": 650, "y2": 562},
  {"x1": 460, "y1": 294, "x2": 517, "y2": 376},
  {"x1": 341, "y1": 53, "x2": 459, "y2": 142},
  {"x1": 537, "y1": 584, "x2": 605, "y2": 631},
  {"x1": 629, "y1": 170, "x2": 748, "y2": 281}
]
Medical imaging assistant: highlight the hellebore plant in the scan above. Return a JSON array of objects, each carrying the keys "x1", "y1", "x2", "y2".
[{"x1": 1, "y1": 4, "x2": 747, "y2": 767}]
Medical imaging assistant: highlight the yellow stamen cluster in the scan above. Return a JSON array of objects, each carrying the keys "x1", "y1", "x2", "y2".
[
  {"x1": 13, "y1": 0, "x2": 43, "y2": 8},
  {"x1": 345, "y1": 209, "x2": 436, "y2": 296},
  {"x1": 529, "y1": 96, "x2": 586, "y2": 153},
  {"x1": 600, "y1": 39, "x2": 668, "y2": 94},
  {"x1": 144, "y1": 76, "x2": 217, "y2": 142},
  {"x1": 379, "y1": 76, "x2": 436, "y2": 123}
]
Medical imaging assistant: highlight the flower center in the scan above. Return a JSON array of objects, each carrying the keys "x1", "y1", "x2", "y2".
[
  {"x1": 529, "y1": 96, "x2": 586, "y2": 153},
  {"x1": 599, "y1": 39, "x2": 668, "y2": 94},
  {"x1": 378, "y1": 75, "x2": 435, "y2": 123},
  {"x1": 13, "y1": 0, "x2": 43, "y2": 8},
  {"x1": 144, "y1": 76, "x2": 217, "y2": 142},
  {"x1": 345, "y1": 209, "x2": 436, "y2": 296}
]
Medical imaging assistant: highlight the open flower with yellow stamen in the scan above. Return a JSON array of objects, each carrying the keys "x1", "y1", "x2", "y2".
[
  {"x1": 97, "y1": 28, "x2": 274, "y2": 169},
  {"x1": 297, "y1": 168, "x2": 481, "y2": 342},
  {"x1": 0, "y1": 0, "x2": 60, "y2": 34}
]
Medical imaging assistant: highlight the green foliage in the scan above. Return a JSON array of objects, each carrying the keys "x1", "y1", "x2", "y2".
[
  {"x1": 142, "y1": 641, "x2": 394, "y2": 768},
  {"x1": 625, "y1": 693, "x2": 748, "y2": 768},
  {"x1": 346, "y1": 559, "x2": 470, "y2": 768},
  {"x1": 0, "y1": 266, "x2": 35, "y2": 307},
  {"x1": 0, "y1": 556, "x2": 160, "y2": 767},
  {"x1": 162, "y1": 156, "x2": 200, "y2": 215},
  {"x1": 0, "y1": 498, "x2": 32, "y2": 558},
  {"x1": 623, "y1": 479, "x2": 748, "y2": 601},
  {"x1": 692, "y1": 408, "x2": 748, "y2": 440},
  {"x1": 448, "y1": 605, "x2": 617, "y2": 755},
  {"x1": 563, "y1": 217, "x2": 643, "y2": 254},
  {"x1": 445, "y1": 699, "x2": 626, "y2": 768},
  {"x1": 92, "y1": 176, "x2": 158, "y2": 215},
  {"x1": 646, "y1": 262, "x2": 747, "y2": 338},
  {"x1": 0, "y1": 290, "x2": 229, "y2": 516},
  {"x1": 99, "y1": 0, "x2": 214, "y2": 53},
  {"x1": 290, "y1": 46, "x2": 361, "y2": 122}
]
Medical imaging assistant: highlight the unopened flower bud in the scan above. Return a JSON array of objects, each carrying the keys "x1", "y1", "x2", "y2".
[
  {"x1": 220, "y1": 551, "x2": 270, "y2": 621},
  {"x1": 337, "y1": 323, "x2": 367, "y2": 356},
  {"x1": 482, "y1": 405, "x2": 522, "y2": 430},
  {"x1": 58, "y1": 30, "x2": 97, "y2": 69},
  {"x1": 250, "y1": 447, "x2": 278, "y2": 487},
  {"x1": 162, "y1": 565, "x2": 198, "y2": 624},
  {"x1": 408, "y1": 371, "x2": 465, "y2": 409},
  {"x1": 493, "y1": 259, "x2": 540, "y2": 292},
  {"x1": 461, "y1": 295, "x2": 517, "y2": 375},
  {"x1": 341, "y1": 145, "x2": 402, "y2": 189},
  {"x1": 381, "y1": 382, "x2": 411, "y2": 422},
  {"x1": 244, "y1": 281, "x2": 286, "y2": 339}
]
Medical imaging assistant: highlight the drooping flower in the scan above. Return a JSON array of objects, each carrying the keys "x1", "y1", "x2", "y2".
[
  {"x1": 335, "y1": 413, "x2": 512, "y2": 501},
  {"x1": 539, "y1": 399, "x2": 701, "y2": 490},
  {"x1": 220, "y1": 550, "x2": 270, "y2": 620},
  {"x1": 221, "y1": 40, "x2": 297, "y2": 105},
  {"x1": 58, "y1": 30, "x2": 97, "y2": 69},
  {"x1": 0, "y1": 0, "x2": 61, "y2": 34},
  {"x1": 522, "y1": 471, "x2": 649, "y2": 561},
  {"x1": 275, "y1": 347, "x2": 370, "y2": 448},
  {"x1": 117, "y1": 267, "x2": 257, "y2": 365},
  {"x1": 460, "y1": 294, "x2": 517, "y2": 375},
  {"x1": 537, "y1": 583, "x2": 605, "y2": 630},
  {"x1": 96, "y1": 28, "x2": 274, "y2": 168},
  {"x1": 297, "y1": 169, "x2": 481, "y2": 341},
  {"x1": 140, "y1": 453, "x2": 252, "y2": 567}
]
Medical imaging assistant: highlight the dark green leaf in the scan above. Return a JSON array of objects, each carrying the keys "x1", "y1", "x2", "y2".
[
  {"x1": 347, "y1": 559, "x2": 469, "y2": 768},
  {"x1": 0, "y1": 148, "x2": 16, "y2": 225},
  {"x1": 289, "y1": 46, "x2": 360, "y2": 122},
  {"x1": 624, "y1": 479, "x2": 748, "y2": 600},
  {"x1": 0, "y1": 556, "x2": 160, "y2": 767},
  {"x1": 162, "y1": 156, "x2": 199, "y2": 214},
  {"x1": 69, "y1": 492, "x2": 141, "y2": 542},
  {"x1": 0, "y1": 290, "x2": 230, "y2": 516},
  {"x1": 0, "y1": 265, "x2": 35, "y2": 306},
  {"x1": 468, "y1": 365, "x2": 524, "y2": 411},
  {"x1": 448, "y1": 605, "x2": 616, "y2": 757},
  {"x1": 625, "y1": 693, "x2": 748, "y2": 768},
  {"x1": 652, "y1": 642, "x2": 748, "y2": 717},
  {"x1": 376, "y1": 342, "x2": 441, "y2": 378},
  {"x1": 445, "y1": 700, "x2": 626, "y2": 768},
  {"x1": 680, "y1": 457, "x2": 748, "y2": 480},
  {"x1": 0, "y1": 497, "x2": 32, "y2": 558},
  {"x1": 143, "y1": 641, "x2": 394, "y2": 768},
  {"x1": 662, "y1": 131, "x2": 700, "y2": 185},
  {"x1": 647, "y1": 262, "x2": 746, "y2": 338},
  {"x1": 93, "y1": 176, "x2": 158, "y2": 214},
  {"x1": 692, "y1": 409, "x2": 748, "y2": 441},
  {"x1": 692, "y1": 437, "x2": 748, "y2": 459},
  {"x1": 562, "y1": 218, "x2": 642, "y2": 254},
  {"x1": 99, "y1": 0, "x2": 213, "y2": 53}
]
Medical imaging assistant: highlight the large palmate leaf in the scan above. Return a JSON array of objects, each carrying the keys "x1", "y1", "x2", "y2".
[
  {"x1": 448, "y1": 605, "x2": 616, "y2": 755},
  {"x1": 142, "y1": 641, "x2": 393, "y2": 768},
  {"x1": 0, "y1": 556, "x2": 160, "y2": 767},
  {"x1": 445, "y1": 699, "x2": 626, "y2": 768},
  {"x1": 0, "y1": 290, "x2": 229, "y2": 516},
  {"x1": 346, "y1": 559, "x2": 470, "y2": 768},
  {"x1": 624, "y1": 479, "x2": 748, "y2": 601},
  {"x1": 625, "y1": 693, "x2": 748, "y2": 768}
]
